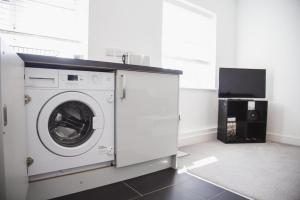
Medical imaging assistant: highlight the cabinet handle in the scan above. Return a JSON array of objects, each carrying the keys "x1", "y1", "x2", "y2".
[
  {"x1": 29, "y1": 77, "x2": 55, "y2": 80},
  {"x1": 3, "y1": 105, "x2": 7, "y2": 126},
  {"x1": 120, "y1": 74, "x2": 126, "y2": 99}
]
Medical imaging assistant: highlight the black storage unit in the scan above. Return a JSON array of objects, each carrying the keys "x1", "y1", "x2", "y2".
[{"x1": 217, "y1": 99, "x2": 268, "y2": 143}]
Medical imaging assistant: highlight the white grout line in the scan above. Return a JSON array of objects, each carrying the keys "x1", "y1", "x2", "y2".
[
  {"x1": 125, "y1": 180, "x2": 181, "y2": 198},
  {"x1": 185, "y1": 171, "x2": 254, "y2": 200},
  {"x1": 123, "y1": 182, "x2": 143, "y2": 197},
  {"x1": 142, "y1": 184, "x2": 176, "y2": 196}
]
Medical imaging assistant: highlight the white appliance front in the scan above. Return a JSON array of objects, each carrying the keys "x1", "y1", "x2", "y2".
[{"x1": 25, "y1": 68, "x2": 115, "y2": 176}]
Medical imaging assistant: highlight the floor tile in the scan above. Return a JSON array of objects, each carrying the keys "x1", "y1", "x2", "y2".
[
  {"x1": 124, "y1": 168, "x2": 190, "y2": 195},
  {"x1": 51, "y1": 182, "x2": 140, "y2": 200},
  {"x1": 211, "y1": 191, "x2": 249, "y2": 200},
  {"x1": 176, "y1": 175, "x2": 225, "y2": 199},
  {"x1": 134, "y1": 184, "x2": 204, "y2": 200}
]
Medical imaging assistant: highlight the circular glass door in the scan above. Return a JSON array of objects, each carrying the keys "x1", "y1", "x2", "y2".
[
  {"x1": 48, "y1": 101, "x2": 94, "y2": 147},
  {"x1": 38, "y1": 92, "x2": 104, "y2": 157}
]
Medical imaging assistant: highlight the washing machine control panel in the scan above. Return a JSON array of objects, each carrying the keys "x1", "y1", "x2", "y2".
[{"x1": 25, "y1": 68, "x2": 114, "y2": 90}]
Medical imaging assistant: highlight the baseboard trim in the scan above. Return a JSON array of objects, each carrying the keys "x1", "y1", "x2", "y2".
[
  {"x1": 267, "y1": 133, "x2": 300, "y2": 146},
  {"x1": 178, "y1": 129, "x2": 300, "y2": 147},
  {"x1": 178, "y1": 127, "x2": 217, "y2": 147}
]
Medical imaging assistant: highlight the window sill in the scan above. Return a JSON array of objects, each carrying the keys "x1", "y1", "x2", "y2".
[{"x1": 180, "y1": 87, "x2": 218, "y2": 91}]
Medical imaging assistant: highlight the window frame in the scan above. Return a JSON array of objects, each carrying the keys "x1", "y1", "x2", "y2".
[
  {"x1": 0, "y1": 0, "x2": 88, "y2": 58},
  {"x1": 162, "y1": 0, "x2": 217, "y2": 90}
]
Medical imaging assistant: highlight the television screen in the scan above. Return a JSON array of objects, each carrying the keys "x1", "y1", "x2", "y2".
[{"x1": 219, "y1": 68, "x2": 266, "y2": 98}]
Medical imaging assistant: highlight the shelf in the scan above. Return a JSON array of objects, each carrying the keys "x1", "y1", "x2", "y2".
[
  {"x1": 218, "y1": 99, "x2": 267, "y2": 144},
  {"x1": 247, "y1": 121, "x2": 266, "y2": 123}
]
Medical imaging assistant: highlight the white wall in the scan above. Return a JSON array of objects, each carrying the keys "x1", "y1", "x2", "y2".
[
  {"x1": 178, "y1": 0, "x2": 237, "y2": 146},
  {"x1": 89, "y1": 0, "x2": 237, "y2": 146},
  {"x1": 236, "y1": 0, "x2": 300, "y2": 142},
  {"x1": 88, "y1": 0, "x2": 162, "y2": 66}
]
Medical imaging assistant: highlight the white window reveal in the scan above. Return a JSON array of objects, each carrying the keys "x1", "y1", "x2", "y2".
[
  {"x1": 162, "y1": 0, "x2": 217, "y2": 89},
  {"x1": 0, "y1": 0, "x2": 88, "y2": 58}
]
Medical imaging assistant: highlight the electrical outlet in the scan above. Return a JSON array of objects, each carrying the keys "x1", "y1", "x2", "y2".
[
  {"x1": 115, "y1": 49, "x2": 126, "y2": 57},
  {"x1": 105, "y1": 48, "x2": 115, "y2": 57}
]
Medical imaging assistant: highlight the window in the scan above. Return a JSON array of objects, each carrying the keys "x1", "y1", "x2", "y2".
[
  {"x1": 162, "y1": 0, "x2": 216, "y2": 89},
  {"x1": 0, "y1": 0, "x2": 88, "y2": 58}
]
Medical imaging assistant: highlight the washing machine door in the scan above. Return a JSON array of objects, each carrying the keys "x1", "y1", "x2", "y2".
[{"x1": 37, "y1": 91, "x2": 104, "y2": 157}]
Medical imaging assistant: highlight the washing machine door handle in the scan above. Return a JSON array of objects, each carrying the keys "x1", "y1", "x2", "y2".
[{"x1": 92, "y1": 116, "x2": 103, "y2": 129}]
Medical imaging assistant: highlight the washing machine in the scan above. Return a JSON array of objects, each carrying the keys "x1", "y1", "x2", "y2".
[{"x1": 25, "y1": 67, "x2": 115, "y2": 176}]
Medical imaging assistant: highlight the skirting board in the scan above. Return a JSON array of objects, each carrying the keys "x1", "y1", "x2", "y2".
[
  {"x1": 27, "y1": 156, "x2": 174, "y2": 200},
  {"x1": 267, "y1": 132, "x2": 300, "y2": 146},
  {"x1": 179, "y1": 129, "x2": 300, "y2": 147},
  {"x1": 178, "y1": 127, "x2": 217, "y2": 147}
]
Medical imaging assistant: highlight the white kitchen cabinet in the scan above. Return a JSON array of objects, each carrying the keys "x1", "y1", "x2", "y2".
[
  {"x1": 116, "y1": 70, "x2": 179, "y2": 167},
  {"x1": 0, "y1": 38, "x2": 28, "y2": 200}
]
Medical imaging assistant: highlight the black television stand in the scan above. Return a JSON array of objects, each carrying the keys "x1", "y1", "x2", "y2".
[{"x1": 217, "y1": 99, "x2": 268, "y2": 143}]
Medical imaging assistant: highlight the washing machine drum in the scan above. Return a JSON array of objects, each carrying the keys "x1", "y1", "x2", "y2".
[{"x1": 37, "y1": 92, "x2": 104, "y2": 157}]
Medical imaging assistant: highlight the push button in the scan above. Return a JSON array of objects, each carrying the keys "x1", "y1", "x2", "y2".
[{"x1": 106, "y1": 94, "x2": 114, "y2": 103}]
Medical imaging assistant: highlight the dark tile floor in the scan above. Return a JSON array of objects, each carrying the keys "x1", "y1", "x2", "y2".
[{"x1": 52, "y1": 168, "x2": 249, "y2": 200}]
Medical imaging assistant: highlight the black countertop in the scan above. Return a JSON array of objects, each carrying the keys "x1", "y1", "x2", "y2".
[{"x1": 18, "y1": 53, "x2": 182, "y2": 75}]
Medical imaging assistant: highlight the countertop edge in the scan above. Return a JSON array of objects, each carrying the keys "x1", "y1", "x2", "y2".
[{"x1": 18, "y1": 53, "x2": 183, "y2": 75}]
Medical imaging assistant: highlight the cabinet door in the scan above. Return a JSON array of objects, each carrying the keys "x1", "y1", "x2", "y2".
[
  {"x1": 116, "y1": 70, "x2": 179, "y2": 167},
  {"x1": 0, "y1": 39, "x2": 28, "y2": 200}
]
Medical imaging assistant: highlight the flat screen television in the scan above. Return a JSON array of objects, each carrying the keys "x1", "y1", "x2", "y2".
[{"x1": 218, "y1": 68, "x2": 266, "y2": 98}]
